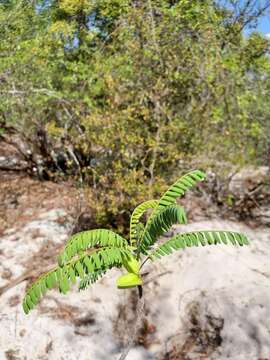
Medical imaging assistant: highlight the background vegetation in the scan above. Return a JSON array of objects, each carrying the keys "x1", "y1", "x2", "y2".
[{"x1": 0, "y1": 0, "x2": 269, "y2": 230}]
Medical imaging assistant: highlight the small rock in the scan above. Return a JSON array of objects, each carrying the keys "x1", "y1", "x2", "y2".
[
  {"x1": 252, "y1": 206, "x2": 270, "y2": 226},
  {"x1": 0, "y1": 138, "x2": 29, "y2": 171},
  {"x1": 229, "y1": 166, "x2": 269, "y2": 198},
  {"x1": 0, "y1": 155, "x2": 28, "y2": 171}
]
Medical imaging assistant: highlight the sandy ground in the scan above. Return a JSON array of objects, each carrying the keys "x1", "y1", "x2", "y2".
[{"x1": 0, "y1": 175, "x2": 270, "y2": 360}]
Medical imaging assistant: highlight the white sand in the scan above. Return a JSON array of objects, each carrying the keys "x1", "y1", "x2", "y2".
[{"x1": 1, "y1": 211, "x2": 270, "y2": 359}]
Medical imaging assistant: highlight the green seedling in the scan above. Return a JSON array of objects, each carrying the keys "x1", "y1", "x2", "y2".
[{"x1": 22, "y1": 170, "x2": 249, "y2": 314}]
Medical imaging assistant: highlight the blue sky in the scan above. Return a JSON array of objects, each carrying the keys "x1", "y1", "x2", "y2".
[
  {"x1": 219, "y1": 0, "x2": 270, "y2": 36},
  {"x1": 243, "y1": 13, "x2": 270, "y2": 38},
  {"x1": 257, "y1": 14, "x2": 270, "y2": 35}
]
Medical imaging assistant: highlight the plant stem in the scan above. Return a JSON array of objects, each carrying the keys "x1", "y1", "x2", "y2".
[{"x1": 118, "y1": 286, "x2": 145, "y2": 360}]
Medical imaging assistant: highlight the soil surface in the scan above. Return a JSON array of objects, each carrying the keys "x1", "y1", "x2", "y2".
[
  {"x1": 0, "y1": 173, "x2": 270, "y2": 360},
  {"x1": 0, "y1": 171, "x2": 80, "y2": 234}
]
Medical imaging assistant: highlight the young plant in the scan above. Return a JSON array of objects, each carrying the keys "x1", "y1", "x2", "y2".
[{"x1": 22, "y1": 169, "x2": 249, "y2": 315}]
